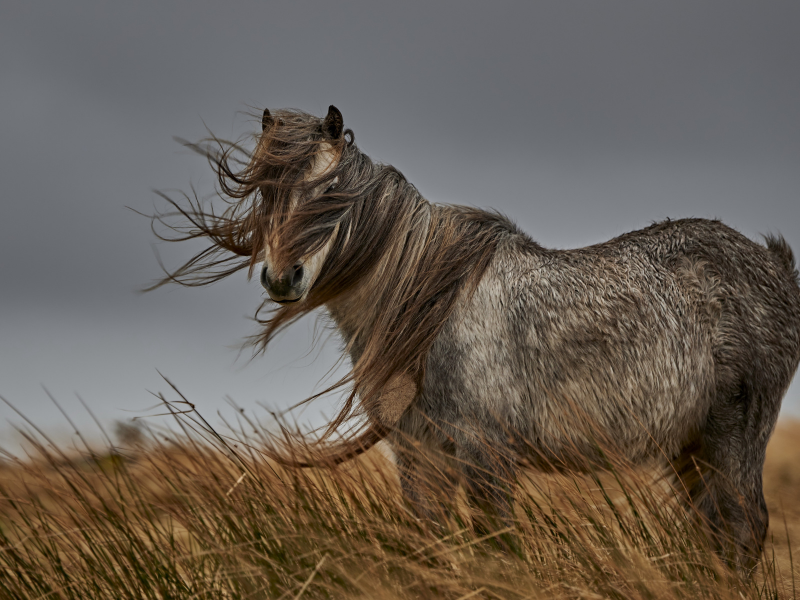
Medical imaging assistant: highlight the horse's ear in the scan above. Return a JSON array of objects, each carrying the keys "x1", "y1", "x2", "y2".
[
  {"x1": 261, "y1": 108, "x2": 272, "y2": 131},
  {"x1": 322, "y1": 105, "x2": 344, "y2": 139}
]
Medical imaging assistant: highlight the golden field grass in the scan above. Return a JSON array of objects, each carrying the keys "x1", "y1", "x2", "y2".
[{"x1": 0, "y1": 410, "x2": 798, "y2": 600}]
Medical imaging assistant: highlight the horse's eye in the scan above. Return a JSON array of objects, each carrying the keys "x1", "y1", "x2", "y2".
[{"x1": 324, "y1": 177, "x2": 339, "y2": 194}]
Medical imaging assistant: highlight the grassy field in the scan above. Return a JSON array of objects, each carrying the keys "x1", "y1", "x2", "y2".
[{"x1": 0, "y1": 407, "x2": 798, "y2": 600}]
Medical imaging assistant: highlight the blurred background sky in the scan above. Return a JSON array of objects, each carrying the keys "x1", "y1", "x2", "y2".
[{"x1": 1, "y1": 1, "x2": 799, "y2": 449}]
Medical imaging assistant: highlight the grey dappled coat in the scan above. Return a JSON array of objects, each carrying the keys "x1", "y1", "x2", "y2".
[{"x1": 388, "y1": 214, "x2": 800, "y2": 573}]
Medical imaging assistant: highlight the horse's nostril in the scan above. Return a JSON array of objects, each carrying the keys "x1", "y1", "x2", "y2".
[
  {"x1": 260, "y1": 265, "x2": 270, "y2": 290},
  {"x1": 291, "y1": 264, "x2": 304, "y2": 288}
]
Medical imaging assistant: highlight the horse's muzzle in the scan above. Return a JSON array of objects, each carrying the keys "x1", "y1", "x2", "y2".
[{"x1": 261, "y1": 263, "x2": 305, "y2": 303}]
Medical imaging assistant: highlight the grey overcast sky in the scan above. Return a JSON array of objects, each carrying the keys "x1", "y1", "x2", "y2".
[{"x1": 1, "y1": 1, "x2": 799, "y2": 446}]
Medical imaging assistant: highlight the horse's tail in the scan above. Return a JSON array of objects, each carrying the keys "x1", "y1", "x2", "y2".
[
  {"x1": 764, "y1": 233, "x2": 800, "y2": 287},
  {"x1": 264, "y1": 422, "x2": 390, "y2": 469}
]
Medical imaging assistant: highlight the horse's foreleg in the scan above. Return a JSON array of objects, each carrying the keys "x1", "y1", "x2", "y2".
[{"x1": 456, "y1": 436, "x2": 518, "y2": 549}]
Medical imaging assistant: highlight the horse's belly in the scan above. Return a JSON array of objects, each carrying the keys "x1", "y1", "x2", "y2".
[{"x1": 522, "y1": 339, "x2": 715, "y2": 463}]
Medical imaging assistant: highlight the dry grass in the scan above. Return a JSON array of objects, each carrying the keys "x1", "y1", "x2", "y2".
[
  {"x1": 763, "y1": 419, "x2": 800, "y2": 594},
  {"x1": 0, "y1": 406, "x2": 798, "y2": 600}
]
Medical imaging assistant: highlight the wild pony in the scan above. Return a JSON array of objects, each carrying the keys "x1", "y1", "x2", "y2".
[{"x1": 153, "y1": 105, "x2": 800, "y2": 574}]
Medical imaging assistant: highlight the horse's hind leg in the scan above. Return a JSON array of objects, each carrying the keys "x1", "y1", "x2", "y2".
[{"x1": 674, "y1": 383, "x2": 777, "y2": 576}]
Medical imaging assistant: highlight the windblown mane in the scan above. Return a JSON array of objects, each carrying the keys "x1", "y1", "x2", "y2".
[{"x1": 151, "y1": 109, "x2": 513, "y2": 463}]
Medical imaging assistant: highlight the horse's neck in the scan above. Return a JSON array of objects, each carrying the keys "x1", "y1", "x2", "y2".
[
  {"x1": 325, "y1": 194, "x2": 434, "y2": 364},
  {"x1": 325, "y1": 236, "x2": 408, "y2": 363},
  {"x1": 325, "y1": 283, "x2": 380, "y2": 364}
]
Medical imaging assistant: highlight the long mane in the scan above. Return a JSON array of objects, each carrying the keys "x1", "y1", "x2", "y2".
[{"x1": 151, "y1": 109, "x2": 514, "y2": 464}]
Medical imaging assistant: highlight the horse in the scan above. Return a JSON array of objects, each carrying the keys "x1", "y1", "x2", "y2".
[{"x1": 153, "y1": 105, "x2": 800, "y2": 574}]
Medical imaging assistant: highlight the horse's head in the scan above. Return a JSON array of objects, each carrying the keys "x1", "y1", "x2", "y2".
[{"x1": 256, "y1": 105, "x2": 347, "y2": 304}]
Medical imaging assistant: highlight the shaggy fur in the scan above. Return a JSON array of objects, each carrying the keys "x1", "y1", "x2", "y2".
[{"x1": 153, "y1": 106, "x2": 800, "y2": 574}]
